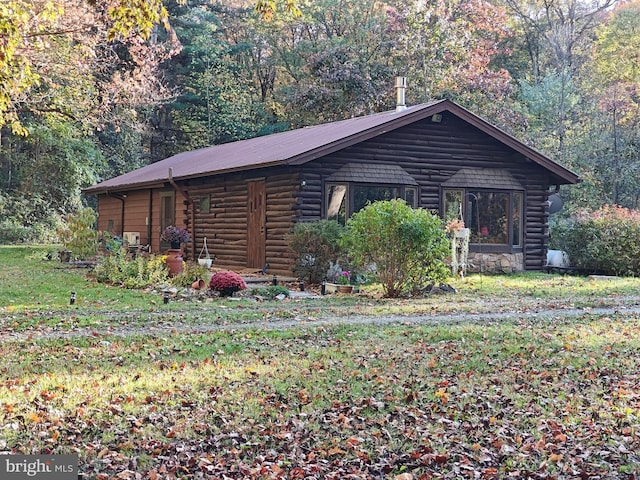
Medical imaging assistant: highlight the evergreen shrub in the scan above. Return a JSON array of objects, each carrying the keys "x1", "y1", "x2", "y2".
[{"x1": 250, "y1": 285, "x2": 290, "y2": 299}]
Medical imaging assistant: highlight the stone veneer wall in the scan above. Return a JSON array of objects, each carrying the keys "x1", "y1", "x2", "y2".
[{"x1": 466, "y1": 252, "x2": 524, "y2": 274}]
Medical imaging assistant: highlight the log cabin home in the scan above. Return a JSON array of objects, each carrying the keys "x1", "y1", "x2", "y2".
[{"x1": 84, "y1": 90, "x2": 580, "y2": 276}]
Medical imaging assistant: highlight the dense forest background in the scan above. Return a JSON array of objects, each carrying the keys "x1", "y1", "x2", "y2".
[{"x1": 1, "y1": 0, "x2": 638, "y2": 241}]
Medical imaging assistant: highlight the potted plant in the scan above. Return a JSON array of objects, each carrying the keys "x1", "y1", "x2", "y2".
[
  {"x1": 446, "y1": 218, "x2": 469, "y2": 278},
  {"x1": 334, "y1": 270, "x2": 352, "y2": 293},
  {"x1": 209, "y1": 271, "x2": 247, "y2": 297},
  {"x1": 161, "y1": 226, "x2": 190, "y2": 277},
  {"x1": 161, "y1": 226, "x2": 191, "y2": 249}
]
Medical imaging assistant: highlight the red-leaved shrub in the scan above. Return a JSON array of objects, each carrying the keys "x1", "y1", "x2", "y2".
[{"x1": 209, "y1": 271, "x2": 247, "y2": 296}]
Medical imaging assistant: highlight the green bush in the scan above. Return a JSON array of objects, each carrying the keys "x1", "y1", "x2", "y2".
[
  {"x1": 57, "y1": 208, "x2": 99, "y2": 260},
  {"x1": 0, "y1": 192, "x2": 61, "y2": 243},
  {"x1": 551, "y1": 205, "x2": 640, "y2": 276},
  {"x1": 94, "y1": 248, "x2": 169, "y2": 288},
  {"x1": 0, "y1": 220, "x2": 36, "y2": 244},
  {"x1": 250, "y1": 285, "x2": 290, "y2": 299},
  {"x1": 340, "y1": 199, "x2": 450, "y2": 298},
  {"x1": 170, "y1": 262, "x2": 209, "y2": 288},
  {"x1": 287, "y1": 219, "x2": 345, "y2": 284}
]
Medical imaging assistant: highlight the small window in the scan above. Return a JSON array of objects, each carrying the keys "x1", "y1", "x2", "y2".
[
  {"x1": 443, "y1": 190, "x2": 463, "y2": 222},
  {"x1": 405, "y1": 187, "x2": 418, "y2": 208},
  {"x1": 200, "y1": 194, "x2": 211, "y2": 214},
  {"x1": 512, "y1": 192, "x2": 522, "y2": 247},
  {"x1": 107, "y1": 219, "x2": 114, "y2": 232}
]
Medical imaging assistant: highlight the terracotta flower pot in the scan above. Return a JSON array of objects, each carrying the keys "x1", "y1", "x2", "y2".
[
  {"x1": 191, "y1": 279, "x2": 205, "y2": 290},
  {"x1": 165, "y1": 249, "x2": 183, "y2": 277}
]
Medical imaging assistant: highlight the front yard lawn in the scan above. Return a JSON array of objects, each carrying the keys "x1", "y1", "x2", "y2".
[{"x1": 1, "y1": 245, "x2": 639, "y2": 478}]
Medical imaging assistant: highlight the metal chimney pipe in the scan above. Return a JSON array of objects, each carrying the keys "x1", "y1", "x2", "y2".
[{"x1": 395, "y1": 76, "x2": 407, "y2": 112}]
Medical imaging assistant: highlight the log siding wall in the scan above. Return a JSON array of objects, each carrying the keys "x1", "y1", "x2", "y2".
[
  {"x1": 296, "y1": 113, "x2": 552, "y2": 270},
  {"x1": 184, "y1": 168, "x2": 300, "y2": 275}
]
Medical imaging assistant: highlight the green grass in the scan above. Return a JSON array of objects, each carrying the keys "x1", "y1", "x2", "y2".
[
  {"x1": 1, "y1": 245, "x2": 640, "y2": 477},
  {"x1": 3, "y1": 245, "x2": 640, "y2": 331}
]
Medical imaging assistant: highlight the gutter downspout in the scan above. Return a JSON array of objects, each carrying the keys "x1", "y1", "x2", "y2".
[
  {"x1": 107, "y1": 192, "x2": 126, "y2": 236},
  {"x1": 147, "y1": 189, "x2": 153, "y2": 250},
  {"x1": 168, "y1": 168, "x2": 195, "y2": 260}
]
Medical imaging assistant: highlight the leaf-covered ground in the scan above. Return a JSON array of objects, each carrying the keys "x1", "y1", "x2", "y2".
[
  {"x1": 2, "y1": 247, "x2": 640, "y2": 478},
  {"x1": 2, "y1": 314, "x2": 640, "y2": 479}
]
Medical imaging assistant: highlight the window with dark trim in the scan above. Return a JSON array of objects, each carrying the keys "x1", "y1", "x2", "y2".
[
  {"x1": 443, "y1": 188, "x2": 523, "y2": 250},
  {"x1": 200, "y1": 194, "x2": 211, "y2": 214},
  {"x1": 326, "y1": 182, "x2": 418, "y2": 225}
]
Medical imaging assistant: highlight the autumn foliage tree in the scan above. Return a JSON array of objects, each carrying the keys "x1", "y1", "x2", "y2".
[{"x1": 396, "y1": 0, "x2": 517, "y2": 125}]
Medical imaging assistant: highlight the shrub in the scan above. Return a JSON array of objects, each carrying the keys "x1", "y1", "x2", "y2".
[
  {"x1": 94, "y1": 248, "x2": 168, "y2": 288},
  {"x1": 209, "y1": 271, "x2": 247, "y2": 297},
  {"x1": 287, "y1": 220, "x2": 345, "y2": 284},
  {"x1": 340, "y1": 199, "x2": 450, "y2": 298},
  {"x1": 552, "y1": 205, "x2": 640, "y2": 276},
  {"x1": 57, "y1": 208, "x2": 99, "y2": 260},
  {"x1": 170, "y1": 262, "x2": 209, "y2": 288},
  {"x1": 0, "y1": 192, "x2": 61, "y2": 243},
  {"x1": 0, "y1": 220, "x2": 35, "y2": 244},
  {"x1": 250, "y1": 285, "x2": 290, "y2": 299}
]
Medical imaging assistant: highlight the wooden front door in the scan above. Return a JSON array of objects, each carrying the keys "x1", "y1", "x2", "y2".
[{"x1": 247, "y1": 180, "x2": 266, "y2": 269}]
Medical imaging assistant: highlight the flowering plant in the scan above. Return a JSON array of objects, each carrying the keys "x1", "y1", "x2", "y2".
[
  {"x1": 161, "y1": 225, "x2": 190, "y2": 245},
  {"x1": 209, "y1": 270, "x2": 247, "y2": 297},
  {"x1": 335, "y1": 270, "x2": 351, "y2": 285},
  {"x1": 445, "y1": 218, "x2": 465, "y2": 234}
]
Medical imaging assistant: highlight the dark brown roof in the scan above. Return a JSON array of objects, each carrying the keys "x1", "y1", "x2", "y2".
[
  {"x1": 442, "y1": 168, "x2": 524, "y2": 190},
  {"x1": 327, "y1": 163, "x2": 418, "y2": 185},
  {"x1": 84, "y1": 99, "x2": 580, "y2": 194}
]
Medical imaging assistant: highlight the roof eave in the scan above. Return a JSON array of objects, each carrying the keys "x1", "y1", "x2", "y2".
[
  {"x1": 83, "y1": 159, "x2": 289, "y2": 195},
  {"x1": 178, "y1": 159, "x2": 287, "y2": 181},
  {"x1": 83, "y1": 181, "x2": 168, "y2": 196}
]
